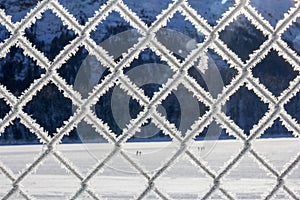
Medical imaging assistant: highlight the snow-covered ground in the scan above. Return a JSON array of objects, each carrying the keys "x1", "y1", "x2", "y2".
[{"x1": 0, "y1": 138, "x2": 300, "y2": 199}]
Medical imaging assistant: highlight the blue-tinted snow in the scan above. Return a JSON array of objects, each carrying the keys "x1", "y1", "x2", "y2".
[
  {"x1": 250, "y1": 0, "x2": 295, "y2": 27},
  {"x1": 0, "y1": 24, "x2": 10, "y2": 43},
  {"x1": 58, "y1": 0, "x2": 107, "y2": 25},
  {"x1": 0, "y1": 0, "x2": 39, "y2": 23}
]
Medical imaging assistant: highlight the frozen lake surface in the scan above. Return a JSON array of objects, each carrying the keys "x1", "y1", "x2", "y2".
[{"x1": 0, "y1": 138, "x2": 300, "y2": 199}]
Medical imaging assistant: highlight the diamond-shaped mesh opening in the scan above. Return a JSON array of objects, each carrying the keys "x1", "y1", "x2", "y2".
[
  {"x1": 25, "y1": 10, "x2": 77, "y2": 61},
  {"x1": 226, "y1": 85, "x2": 268, "y2": 135},
  {"x1": 58, "y1": 0, "x2": 107, "y2": 25},
  {"x1": 58, "y1": 122, "x2": 114, "y2": 174},
  {"x1": 90, "y1": 11, "x2": 141, "y2": 61},
  {"x1": 208, "y1": 49, "x2": 238, "y2": 87},
  {"x1": 162, "y1": 11, "x2": 204, "y2": 41},
  {"x1": 252, "y1": 50, "x2": 298, "y2": 97},
  {"x1": 284, "y1": 91, "x2": 300, "y2": 124},
  {"x1": 201, "y1": 138, "x2": 242, "y2": 172},
  {"x1": 22, "y1": 155, "x2": 81, "y2": 199},
  {"x1": 57, "y1": 47, "x2": 111, "y2": 99},
  {"x1": 124, "y1": 48, "x2": 172, "y2": 98},
  {"x1": 253, "y1": 129, "x2": 300, "y2": 171},
  {"x1": 89, "y1": 153, "x2": 147, "y2": 199},
  {"x1": 123, "y1": 0, "x2": 173, "y2": 26},
  {"x1": 0, "y1": 119, "x2": 41, "y2": 145},
  {"x1": 282, "y1": 17, "x2": 300, "y2": 56},
  {"x1": 0, "y1": 0, "x2": 40, "y2": 23},
  {"x1": 156, "y1": 155, "x2": 211, "y2": 199},
  {"x1": 90, "y1": 10, "x2": 137, "y2": 44},
  {"x1": 0, "y1": 46, "x2": 45, "y2": 96},
  {"x1": 23, "y1": 83, "x2": 74, "y2": 137},
  {"x1": 0, "y1": 128, "x2": 43, "y2": 176},
  {"x1": 188, "y1": 0, "x2": 235, "y2": 26},
  {"x1": 0, "y1": 98, "x2": 10, "y2": 120},
  {"x1": 58, "y1": 47, "x2": 89, "y2": 86},
  {"x1": 66, "y1": 54, "x2": 110, "y2": 100},
  {"x1": 222, "y1": 152, "x2": 276, "y2": 199},
  {"x1": 193, "y1": 121, "x2": 240, "y2": 172},
  {"x1": 95, "y1": 85, "x2": 144, "y2": 137},
  {"x1": 249, "y1": 0, "x2": 295, "y2": 27},
  {"x1": 0, "y1": 24, "x2": 10, "y2": 43},
  {"x1": 159, "y1": 84, "x2": 209, "y2": 135},
  {"x1": 188, "y1": 49, "x2": 238, "y2": 98},
  {"x1": 259, "y1": 118, "x2": 294, "y2": 138},
  {"x1": 156, "y1": 12, "x2": 205, "y2": 62},
  {"x1": 219, "y1": 15, "x2": 267, "y2": 62}
]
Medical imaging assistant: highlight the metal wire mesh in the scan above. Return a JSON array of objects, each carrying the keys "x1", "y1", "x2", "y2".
[{"x1": 0, "y1": 0, "x2": 300, "y2": 199}]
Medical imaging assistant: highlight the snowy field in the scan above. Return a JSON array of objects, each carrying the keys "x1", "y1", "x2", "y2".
[{"x1": 0, "y1": 138, "x2": 300, "y2": 199}]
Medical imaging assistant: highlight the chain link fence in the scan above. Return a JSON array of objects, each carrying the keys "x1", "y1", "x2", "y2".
[{"x1": 0, "y1": 0, "x2": 300, "y2": 199}]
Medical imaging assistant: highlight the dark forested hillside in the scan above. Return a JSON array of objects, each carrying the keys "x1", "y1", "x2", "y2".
[{"x1": 0, "y1": 0, "x2": 299, "y2": 144}]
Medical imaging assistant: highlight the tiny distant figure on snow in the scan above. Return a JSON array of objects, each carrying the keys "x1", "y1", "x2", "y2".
[
  {"x1": 198, "y1": 146, "x2": 205, "y2": 151},
  {"x1": 136, "y1": 150, "x2": 139, "y2": 156}
]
